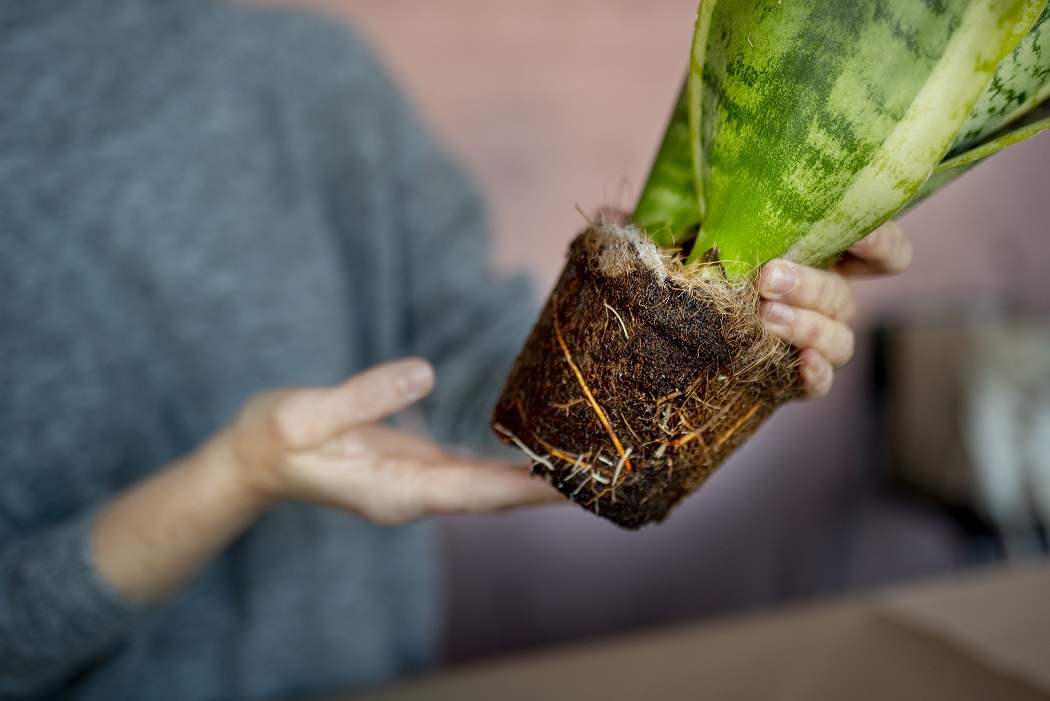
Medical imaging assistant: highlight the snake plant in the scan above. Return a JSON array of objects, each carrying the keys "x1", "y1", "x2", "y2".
[{"x1": 635, "y1": 1, "x2": 1050, "y2": 279}]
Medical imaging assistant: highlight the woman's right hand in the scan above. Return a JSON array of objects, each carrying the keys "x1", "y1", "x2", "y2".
[{"x1": 224, "y1": 358, "x2": 560, "y2": 525}]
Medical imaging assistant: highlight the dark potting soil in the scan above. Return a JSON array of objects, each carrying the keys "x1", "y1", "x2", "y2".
[{"x1": 493, "y1": 224, "x2": 801, "y2": 528}]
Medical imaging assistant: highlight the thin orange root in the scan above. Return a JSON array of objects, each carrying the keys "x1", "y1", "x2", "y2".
[
  {"x1": 552, "y1": 398, "x2": 586, "y2": 411},
  {"x1": 551, "y1": 298, "x2": 634, "y2": 472},
  {"x1": 713, "y1": 402, "x2": 762, "y2": 450},
  {"x1": 669, "y1": 432, "x2": 700, "y2": 449},
  {"x1": 668, "y1": 398, "x2": 761, "y2": 453},
  {"x1": 534, "y1": 437, "x2": 591, "y2": 471}
]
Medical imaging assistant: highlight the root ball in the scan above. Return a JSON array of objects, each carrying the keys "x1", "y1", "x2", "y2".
[{"x1": 492, "y1": 224, "x2": 801, "y2": 528}]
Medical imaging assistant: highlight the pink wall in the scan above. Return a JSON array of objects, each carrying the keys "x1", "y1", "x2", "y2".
[{"x1": 257, "y1": 0, "x2": 1050, "y2": 660}]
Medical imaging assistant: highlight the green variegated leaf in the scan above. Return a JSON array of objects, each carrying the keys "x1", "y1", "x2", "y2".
[
  {"x1": 895, "y1": 8, "x2": 1049, "y2": 215},
  {"x1": 940, "y1": 99, "x2": 1050, "y2": 169},
  {"x1": 633, "y1": 81, "x2": 699, "y2": 248},
  {"x1": 949, "y1": 5, "x2": 1050, "y2": 155},
  {"x1": 900, "y1": 96, "x2": 1050, "y2": 213},
  {"x1": 682, "y1": 0, "x2": 1046, "y2": 277}
]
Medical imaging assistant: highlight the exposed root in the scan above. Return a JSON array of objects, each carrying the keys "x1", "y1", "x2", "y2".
[
  {"x1": 496, "y1": 423, "x2": 623, "y2": 503},
  {"x1": 714, "y1": 402, "x2": 762, "y2": 450},
  {"x1": 584, "y1": 490, "x2": 610, "y2": 507},
  {"x1": 571, "y1": 477, "x2": 591, "y2": 498},
  {"x1": 551, "y1": 298, "x2": 634, "y2": 473},
  {"x1": 695, "y1": 391, "x2": 744, "y2": 437},
  {"x1": 565, "y1": 454, "x2": 589, "y2": 481},
  {"x1": 618, "y1": 411, "x2": 643, "y2": 444},
  {"x1": 574, "y1": 203, "x2": 594, "y2": 227},
  {"x1": 668, "y1": 433, "x2": 700, "y2": 449},
  {"x1": 552, "y1": 398, "x2": 586, "y2": 411},
  {"x1": 604, "y1": 302, "x2": 630, "y2": 340},
  {"x1": 492, "y1": 423, "x2": 555, "y2": 472},
  {"x1": 533, "y1": 436, "x2": 588, "y2": 471},
  {"x1": 656, "y1": 390, "x2": 682, "y2": 405},
  {"x1": 695, "y1": 432, "x2": 711, "y2": 464},
  {"x1": 581, "y1": 447, "x2": 635, "y2": 507},
  {"x1": 611, "y1": 448, "x2": 632, "y2": 491}
]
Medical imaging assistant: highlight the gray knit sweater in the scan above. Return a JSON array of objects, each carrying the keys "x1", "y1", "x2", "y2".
[{"x1": 0, "y1": 1, "x2": 534, "y2": 698}]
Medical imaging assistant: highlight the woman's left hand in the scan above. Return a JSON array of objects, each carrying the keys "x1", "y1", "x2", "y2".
[{"x1": 758, "y1": 221, "x2": 912, "y2": 397}]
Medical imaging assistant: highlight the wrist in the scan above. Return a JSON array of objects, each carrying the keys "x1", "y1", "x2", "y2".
[
  {"x1": 92, "y1": 429, "x2": 278, "y2": 603},
  {"x1": 202, "y1": 429, "x2": 282, "y2": 513}
]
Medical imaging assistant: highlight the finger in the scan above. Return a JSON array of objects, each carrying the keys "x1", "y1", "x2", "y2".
[
  {"x1": 416, "y1": 462, "x2": 564, "y2": 517},
  {"x1": 759, "y1": 260, "x2": 855, "y2": 322},
  {"x1": 797, "y1": 348, "x2": 834, "y2": 398},
  {"x1": 359, "y1": 460, "x2": 562, "y2": 525},
  {"x1": 838, "y1": 221, "x2": 912, "y2": 277},
  {"x1": 320, "y1": 424, "x2": 451, "y2": 461},
  {"x1": 276, "y1": 359, "x2": 435, "y2": 448},
  {"x1": 761, "y1": 302, "x2": 855, "y2": 368}
]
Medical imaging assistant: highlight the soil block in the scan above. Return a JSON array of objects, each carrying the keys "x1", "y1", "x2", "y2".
[{"x1": 492, "y1": 223, "x2": 802, "y2": 529}]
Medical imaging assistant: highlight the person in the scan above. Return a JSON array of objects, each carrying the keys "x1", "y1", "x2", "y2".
[{"x1": 0, "y1": 0, "x2": 913, "y2": 699}]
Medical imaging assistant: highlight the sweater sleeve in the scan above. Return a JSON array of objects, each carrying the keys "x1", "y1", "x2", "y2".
[{"x1": 0, "y1": 508, "x2": 150, "y2": 697}]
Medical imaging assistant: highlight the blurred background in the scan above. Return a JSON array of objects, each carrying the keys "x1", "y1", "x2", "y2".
[{"x1": 256, "y1": 0, "x2": 1050, "y2": 665}]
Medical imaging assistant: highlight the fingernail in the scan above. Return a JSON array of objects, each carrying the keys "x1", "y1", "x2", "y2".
[
  {"x1": 764, "y1": 264, "x2": 798, "y2": 297},
  {"x1": 761, "y1": 301, "x2": 795, "y2": 326},
  {"x1": 400, "y1": 362, "x2": 434, "y2": 397}
]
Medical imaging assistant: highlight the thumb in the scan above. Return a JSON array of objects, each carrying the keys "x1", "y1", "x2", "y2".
[{"x1": 277, "y1": 359, "x2": 435, "y2": 448}]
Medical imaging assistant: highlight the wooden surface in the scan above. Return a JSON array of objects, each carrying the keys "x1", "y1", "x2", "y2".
[{"x1": 336, "y1": 562, "x2": 1050, "y2": 701}]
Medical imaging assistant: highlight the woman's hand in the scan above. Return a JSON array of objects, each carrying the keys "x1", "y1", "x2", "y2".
[
  {"x1": 758, "y1": 221, "x2": 912, "y2": 397},
  {"x1": 95, "y1": 359, "x2": 558, "y2": 602},
  {"x1": 226, "y1": 359, "x2": 560, "y2": 525}
]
